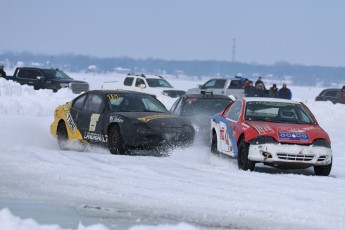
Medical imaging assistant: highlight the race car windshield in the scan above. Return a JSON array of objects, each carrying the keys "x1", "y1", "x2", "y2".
[
  {"x1": 108, "y1": 94, "x2": 168, "y2": 113},
  {"x1": 244, "y1": 101, "x2": 316, "y2": 124},
  {"x1": 182, "y1": 98, "x2": 231, "y2": 116},
  {"x1": 145, "y1": 79, "x2": 173, "y2": 88},
  {"x1": 42, "y1": 69, "x2": 72, "y2": 80}
]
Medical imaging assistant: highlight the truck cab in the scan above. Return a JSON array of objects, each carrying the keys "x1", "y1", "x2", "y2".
[{"x1": 102, "y1": 73, "x2": 186, "y2": 98}]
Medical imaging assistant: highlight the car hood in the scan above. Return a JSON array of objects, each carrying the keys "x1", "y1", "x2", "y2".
[
  {"x1": 245, "y1": 121, "x2": 329, "y2": 144},
  {"x1": 115, "y1": 112, "x2": 192, "y2": 127}
]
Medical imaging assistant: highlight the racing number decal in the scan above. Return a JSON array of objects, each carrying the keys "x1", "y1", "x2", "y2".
[
  {"x1": 89, "y1": 114, "x2": 100, "y2": 131},
  {"x1": 107, "y1": 94, "x2": 119, "y2": 100}
]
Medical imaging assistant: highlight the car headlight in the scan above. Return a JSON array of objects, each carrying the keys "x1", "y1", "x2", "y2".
[
  {"x1": 249, "y1": 136, "x2": 277, "y2": 145},
  {"x1": 60, "y1": 83, "x2": 69, "y2": 88},
  {"x1": 162, "y1": 91, "x2": 169, "y2": 96},
  {"x1": 312, "y1": 139, "x2": 331, "y2": 148}
]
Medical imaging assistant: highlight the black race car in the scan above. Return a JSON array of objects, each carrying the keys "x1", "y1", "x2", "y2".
[
  {"x1": 170, "y1": 92, "x2": 232, "y2": 143},
  {"x1": 50, "y1": 90, "x2": 195, "y2": 154}
]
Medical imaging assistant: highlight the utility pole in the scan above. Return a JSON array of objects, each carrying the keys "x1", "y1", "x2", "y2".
[{"x1": 232, "y1": 38, "x2": 236, "y2": 62}]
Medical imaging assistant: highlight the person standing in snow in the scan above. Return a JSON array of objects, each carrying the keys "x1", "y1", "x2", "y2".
[
  {"x1": 0, "y1": 65, "x2": 6, "y2": 77},
  {"x1": 255, "y1": 76, "x2": 266, "y2": 90},
  {"x1": 269, "y1": 84, "x2": 278, "y2": 98},
  {"x1": 277, "y1": 83, "x2": 292, "y2": 99},
  {"x1": 339, "y1": 86, "x2": 345, "y2": 104}
]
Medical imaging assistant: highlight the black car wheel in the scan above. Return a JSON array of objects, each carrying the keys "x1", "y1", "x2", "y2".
[
  {"x1": 211, "y1": 132, "x2": 219, "y2": 155},
  {"x1": 57, "y1": 122, "x2": 69, "y2": 150},
  {"x1": 237, "y1": 139, "x2": 255, "y2": 171},
  {"x1": 314, "y1": 159, "x2": 332, "y2": 176},
  {"x1": 108, "y1": 126, "x2": 125, "y2": 155}
]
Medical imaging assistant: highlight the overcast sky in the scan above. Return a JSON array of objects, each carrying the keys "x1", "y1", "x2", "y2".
[{"x1": 1, "y1": 0, "x2": 345, "y2": 67}]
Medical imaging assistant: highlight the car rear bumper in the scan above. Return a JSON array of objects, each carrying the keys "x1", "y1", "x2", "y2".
[{"x1": 248, "y1": 143, "x2": 332, "y2": 166}]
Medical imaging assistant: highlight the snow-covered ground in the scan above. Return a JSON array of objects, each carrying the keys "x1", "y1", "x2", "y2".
[{"x1": 1, "y1": 72, "x2": 345, "y2": 230}]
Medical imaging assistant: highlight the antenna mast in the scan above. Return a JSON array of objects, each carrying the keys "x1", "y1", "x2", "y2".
[{"x1": 232, "y1": 38, "x2": 236, "y2": 62}]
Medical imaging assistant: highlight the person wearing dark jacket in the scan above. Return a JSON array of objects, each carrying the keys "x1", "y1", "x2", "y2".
[
  {"x1": 0, "y1": 65, "x2": 6, "y2": 77},
  {"x1": 269, "y1": 84, "x2": 278, "y2": 98},
  {"x1": 339, "y1": 86, "x2": 345, "y2": 104},
  {"x1": 255, "y1": 76, "x2": 266, "y2": 90},
  {"x1": 277, "y1": 83, "x2": 292, "y2": 99},
  {"x1": 244, "y1": 81, "x2": 256, "y2": 97}
]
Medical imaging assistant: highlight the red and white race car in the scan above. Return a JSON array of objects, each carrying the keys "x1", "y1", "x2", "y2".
[{"x1": 210, "y1": 97, "x2": 332, "y2": 176}]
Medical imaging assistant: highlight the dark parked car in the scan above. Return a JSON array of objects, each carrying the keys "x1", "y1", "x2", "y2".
[
  {"x1": 50, "y1": 90, "x2": 195, "y2": 155},
  {"x1": 2, "y1": 67, "x2": 89, "y2": 93},
  {"x1": 170, "y1": 92, "x2": 233, "y2": 143},
  {"x1": 315, "y1": 88, "x2": 341, "y2": 104}
]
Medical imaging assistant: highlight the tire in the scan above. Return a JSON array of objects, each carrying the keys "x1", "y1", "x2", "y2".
[
  {"x1": 237, "y1": 139, "x2": 255, "y2": 171},
  {"x1": 211, "y1": 132, "x2": 219, "y2": 155},
  {"x1": 53, "y1": 89, "x2": 58, "y2": 93},
  {"x1": 33, "y1": 86, "x2": 40, "y2": 90},
  {"x1": 57, "y1": 122, "x2": 69, "y2": 150},
  {"x1": 314, "y1": 160, "x2": 332, "y2": 176},
  {"x1": 108, "y1": 126, "x2": 125, "y2": 155}
]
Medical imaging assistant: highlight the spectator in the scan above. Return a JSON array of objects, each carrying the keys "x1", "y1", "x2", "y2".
[
  {"x1": 255, "y1": 76, "x2": 266, "y2": 91},
  {"x1": 242, "y1": 78, "x2": 250, "y2": 88},
  {"x1": 135, "y1": 79, "x2": 145, "y2": 87},
  {"x1": 339, "y1": 86, "x2": 345, "y2": 104},
  {"x1": 277, "y1": 83, "x2": 292, "y2": 99},
  {"x1": 0, "y1": 65, "x2": 6, "y2": 77},
  {"x1": 269, "y1": 84, "x2": 278, "y2": 98},
  {"x1": 244, "y1": 81, "x2": 256, "y2": 97}
]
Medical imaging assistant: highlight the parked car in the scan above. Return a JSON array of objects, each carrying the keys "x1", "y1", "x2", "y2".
[
  {"x1": 1, "y1": 67, "x2": 89, "y2": 93},
  {"x1": 101, "y1": 73, "x2": 186, "y2": 98},
  {"x1": 211, "y1": 97, "x2": 332, "y2": 176},
  {"x1": 170, "y1": 92, "x2": 233, "y2": 142},
  {"x1": 186, "y1": 78, "x2": 245, "y2": 98},
  {"x1": 315, "y1": 88, "x2": 341, "y2": 104},
  {"x1": 50, "y1": 90, "x2": 195, "y2": 155}
]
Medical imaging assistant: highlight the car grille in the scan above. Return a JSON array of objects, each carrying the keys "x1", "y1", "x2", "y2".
[
  {"x1": 276, "y1": 153, "x2": 314, "y2": 162},
  {"x1": 70, "y1": 82, "x2": 89, "y2": 94}
]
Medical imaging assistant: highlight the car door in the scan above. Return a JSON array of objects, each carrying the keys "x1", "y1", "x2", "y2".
[
  {"x1": 323, "y1": 89, "x2": 340, "y2": 103},
  {"x1": 16, "y1": 68, "x2": 43, "y2": 87},
  {"x1": 218, "y1": 100, "x2": 243, "y2": 156},
  {"x1": 76, "y1": 93, "x2": 105, "y2": 143}
]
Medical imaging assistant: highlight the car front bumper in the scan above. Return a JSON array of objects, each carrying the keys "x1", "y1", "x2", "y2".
[{"x1": 248, "y1": 143, "x2": 332, "y2": 167}]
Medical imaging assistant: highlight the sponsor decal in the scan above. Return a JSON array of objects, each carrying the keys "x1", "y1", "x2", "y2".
[
  {"x1": 255, "y1": 101, "x2": 296, "y2": 106},
  {"x1": 220, "y1": 128, "x2": 225, "y2": 140},
  {"x1": 251, "y1": 123, "x2": 274, "y2": 135},
  {"x1": 277, "y1": 127, "x2": 303, "y2": 132},
  {"x1": 66, "y1": 113, "x2": 76, "y2": 132},
  {"x1": 110, "y1": 116, "x2": 123, "y2": 123},
  {"x1": 83, "y1": 132, "x2": 107, "y2": 143},
  {"x1": 278, "y1": 132, "x2": 310, "y2": 142},
  {"x1": 138, "y1": 114, "x2": 176, "y2": 122}
]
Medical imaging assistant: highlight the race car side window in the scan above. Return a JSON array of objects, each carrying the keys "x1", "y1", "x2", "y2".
[
  {"x1": 225, "y1": 100, "x2": 243, "y2": 121},
  {"x1": 72, "y1": 94, "x2": 87, "y2": 110},
  {"x1": 84, "y1": 94, "x2": 103, "y2": 113}
]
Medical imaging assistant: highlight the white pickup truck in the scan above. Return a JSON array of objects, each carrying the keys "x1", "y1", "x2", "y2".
[
  {"x1": 101, "y1": 73, "x2": 186, "y2": 98},
  {"x1": 186, "y1": 78, "x2": 245, "y2": 98}
]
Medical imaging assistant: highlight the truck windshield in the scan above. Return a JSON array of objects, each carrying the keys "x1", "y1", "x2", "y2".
[
  {"x1": 42, "y1": 69, "x2": 72, "y2": 80},
  {"x1": 146, "y1": 79, "x2": 173, "y2": 88}
]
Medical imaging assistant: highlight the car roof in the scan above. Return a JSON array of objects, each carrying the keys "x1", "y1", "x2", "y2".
[
  {"x1": 90, "y1": 89, "x2": 153, "y2": 96},
  {"x1": 184, "y1": 93, "x2": 232, "y2": 99},
  {"x1": 243, "y1": 97, "x2": 301, "y2": 104}
]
